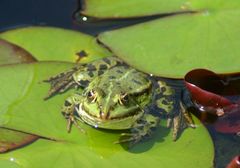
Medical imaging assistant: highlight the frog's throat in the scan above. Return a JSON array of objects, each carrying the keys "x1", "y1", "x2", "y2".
[{"x1": 76, "y1": 103, "x2": 144, "y2": 130}]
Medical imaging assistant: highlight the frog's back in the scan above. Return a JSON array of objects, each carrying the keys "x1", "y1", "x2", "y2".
[{"x1": 99, "y1": 66, "x2": 151, "y2": 95}]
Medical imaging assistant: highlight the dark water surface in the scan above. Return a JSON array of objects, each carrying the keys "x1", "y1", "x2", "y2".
[{"x1": 0, "y1": 1, "x2": 239, "y2": 168}]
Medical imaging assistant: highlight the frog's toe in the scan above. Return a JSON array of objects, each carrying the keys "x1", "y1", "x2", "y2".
[
  {"x1": 171, "y1": 101, "x2": 196, "y2": 141},
  {"x1": 115, "y1": 127, "x2": 154, "y2": 145},
  {"x1": 119, "y1": 132, "x2": 133, "y2": 137},
  {"x1": 114, "y1": 133, "x2": 142, "y2": 145}
]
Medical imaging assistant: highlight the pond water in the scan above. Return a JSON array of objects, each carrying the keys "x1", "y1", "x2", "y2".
[{"x1": 0, "y1": 1, "x2": 239, "y2": 168}]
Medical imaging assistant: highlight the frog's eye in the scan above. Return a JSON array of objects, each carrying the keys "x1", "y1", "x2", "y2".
[
  {"x1": 119, "y1": 93, "x2": 129, "y2": 105},
  {"x1": 87, "y1": 90, "x2": 97, "y2": 103}
]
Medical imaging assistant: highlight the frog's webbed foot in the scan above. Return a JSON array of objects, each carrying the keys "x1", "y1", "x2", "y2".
[
  {"x1": 61, "y1": 94, "x2": 85, "y2": 133},
  {"x1": 168, "y1": 101, "x2": 195, "y2": 141},
  {"x1": 65, "y1": 115, "x2": 85, "y2": 133},
  {"x1": 115, "y1": 115, "x2": 159, "y2": 146}
]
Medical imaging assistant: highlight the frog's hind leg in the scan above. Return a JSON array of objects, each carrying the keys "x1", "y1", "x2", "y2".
[
  {"x1": 44, "y1": 68, "x2": 80, "y2": 99},
  {"x1": 170, "y1": 101, "x2": 195, "y2": 141},
  {"x1": 116, "y1": 114, "x2": 159, "y2": 145},
  {"x1": 44, "y1": 57, "x2": 122, "y2": 99}
]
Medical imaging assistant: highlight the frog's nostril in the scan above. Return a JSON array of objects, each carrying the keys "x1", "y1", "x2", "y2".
[{"x1": 100, "y1": 111, "x2": 109, "y2": 120}]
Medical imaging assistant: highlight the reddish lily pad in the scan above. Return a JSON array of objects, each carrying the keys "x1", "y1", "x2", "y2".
[
  {"x1": 226, "y1": 155, "x2": 240, "y2": 168},
  {"x1": 0, "y1": 128, "x2": 38, "y2": 153},
  {"x1": 185, "y1": 69, "x2": 235, "y2": 113},
  {"x1": 184, "y1": 69, "x2": 240, "y2": 134},
  {"x1": 0, "y1": 39, "x2": 36, "y2": 65}
]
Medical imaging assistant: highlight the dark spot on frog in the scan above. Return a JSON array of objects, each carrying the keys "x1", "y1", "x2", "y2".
[
  {"x1": 72, "y1": 66, "x2": 79, "y2": 71},
  {"x1": 98, "y1": 70, "x2": 104, "y2": 76},
  {"x1": 88, "y1": 71, "x2": 94, "y2": 77},
  {"x1": 132, "y1": 79, "x2": 142, "y2": 85},
  {"x1": 109, "y1": 76, "x2": 116, "y2": 79},
  {"x1": 64, "y1": 101, "x2": 72, "y2": 106},
  {"x1": 116, "y1": 69, "x2": 123, "y2": 74},
  {"x1": 75, "y1": 50, "x2": 88, "y2": 63},
  {"x1": 160, "y1": 87, "x2": 167, "y2": 92},
  {"x1": 99, "y1": 64, "x2": 108, "y2": 70},
  {"x1": 128, "y1": 86, "x2": 133, "y2": 90},
  {"x1": 79, "y1": 80, "x2": 89, "y2": 87},
  {"x1": 161, "y1": 99, "x2": 169, "y2": 105},
  {"x1": 102, "y1": 58, "x2": 111, "y2": 65},
  {"x1": 87, "y1": 64, "x2": 97, "y2": 71}
]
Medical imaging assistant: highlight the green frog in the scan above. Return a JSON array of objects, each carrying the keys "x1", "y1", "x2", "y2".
[{"x1": 44, "y1": 57, "x2": 194, "y2": 144}]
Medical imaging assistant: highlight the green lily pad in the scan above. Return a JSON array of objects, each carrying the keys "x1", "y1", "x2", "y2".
[
  {"x1": 0, "y1": 39, "x2": 39, "y2": 153},
  {"x1": 98, "y1": 1, "x2": 240, "y2": 78},
  {"x1": 0, "y1": 62, "x2": 213, "y2": 167},
  {"x1": 0, "y1": 26, "x2": 111, "y2": 63},
  {"x1": 0, "y1": 39, "x2": 36, "y2": 65},
  {"x1": 0, "y1": 160, "x2": 20, "y2": 168},
  {"x1": 80, "y1": 0, "x2": 189, "y2": 18}
]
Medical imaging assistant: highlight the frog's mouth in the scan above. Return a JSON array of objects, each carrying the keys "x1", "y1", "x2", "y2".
[{"x1": 76, "y1": 103, "x2": 144, "y2": 130}]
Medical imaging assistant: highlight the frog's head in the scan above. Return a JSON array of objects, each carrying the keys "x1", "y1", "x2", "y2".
[
  {"x1": 78, "y1": 67, "x2": 152, "y2": 129},
  {"x1": 82, "y1": 85, "x2": 151, "y2": 120}
]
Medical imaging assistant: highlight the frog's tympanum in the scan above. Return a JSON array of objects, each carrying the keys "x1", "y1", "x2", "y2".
[{"x1": 44, "y1": 57, "x2": 195, "y2": 144}]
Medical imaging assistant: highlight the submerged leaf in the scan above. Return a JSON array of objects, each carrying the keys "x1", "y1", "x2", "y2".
[{"x1": 214, "y1": 107, "x2": 240, "y2": 134}]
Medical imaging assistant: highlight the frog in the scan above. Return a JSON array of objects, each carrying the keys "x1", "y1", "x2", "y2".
[{"x1": 44, "y1": 56, "x2": 195, "y2": 144}]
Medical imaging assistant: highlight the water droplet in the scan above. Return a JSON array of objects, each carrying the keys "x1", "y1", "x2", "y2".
[
  {"x1": 199, "y1": 106, "x2": 205, "y2": 111},
  {"x1": 82, "y1": 16, "x2": 88, "y2": 21},
  {"x1": 10, "y1": 157, "x2": 15, "y2": 162},
  {"x1": 94, "y1": 124, "x2": 98, "y2": 128}
]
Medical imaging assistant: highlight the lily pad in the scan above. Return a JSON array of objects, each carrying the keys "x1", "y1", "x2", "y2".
[
  {"x1": 0, "y1": 128, "x2": 38, "y2": 153},
  {"x1": 79, "y1": 0, "x2": 189, "y2": 18},
  {"x1": 0, "y1": 39, "x2": 36, "y2": 65},
  {"x1": 0, "y1": 39, "x2": 39, "y2": 153},
  {"x1": 98, "y1": 1, "x2": 240, "y2": 78},
  {"x1": 0, "y1": 26, "x2": 111, "y2": 63},
  {"x1": 0, "y1": 160, "x2": 20, "y2": 168},
  {"x1": 0, "y1": 62, "x2": 214, "y2": 168},
  {"x1": 184, "y1": 69, "x2": 240, "y2": 134}
]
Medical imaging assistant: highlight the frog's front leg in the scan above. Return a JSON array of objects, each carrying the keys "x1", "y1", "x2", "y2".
[
  {"x1": 116, "y1": 114, "x2": 159, "y2": 145},
  {"x1": 62, "y1": 93, "x2": 85, "y2": 133}
]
